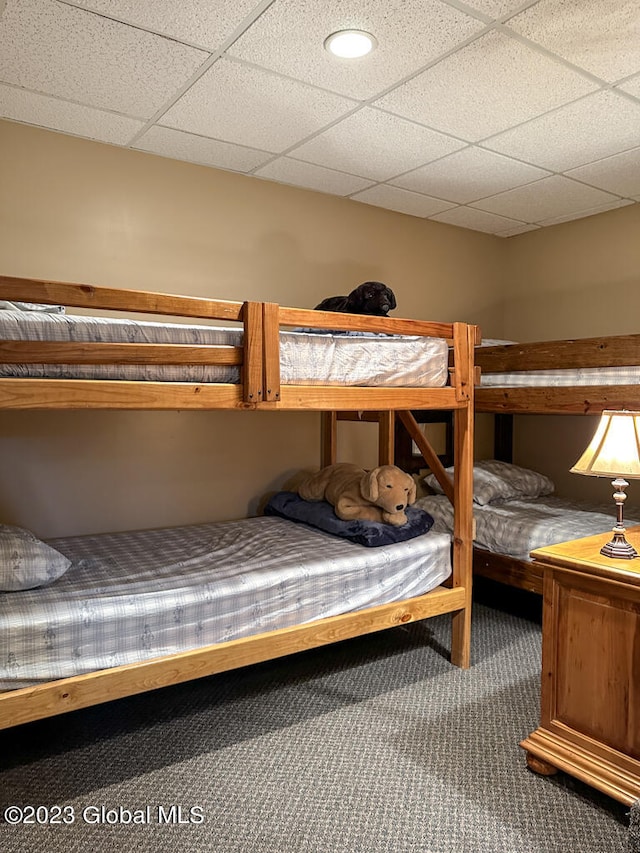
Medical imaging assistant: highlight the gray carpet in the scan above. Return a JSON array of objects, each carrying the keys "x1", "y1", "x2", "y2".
[
  {"x1": 630, "y1": 801, "x2": 640, "y2": 852},
  {"x1": 0, "y1": 595, "x2": 632, "y2": 853}
]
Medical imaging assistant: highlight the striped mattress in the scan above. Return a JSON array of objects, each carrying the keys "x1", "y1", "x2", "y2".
[
  {"x1": 414, "y1": 494, "x2": 637, "y2": 562},
  {"x1": 0, "y1": 311, "x2": 449, "y2": 388},
  {"x1": 0, "y1": 515, "x2": 451, "y2": 690}
]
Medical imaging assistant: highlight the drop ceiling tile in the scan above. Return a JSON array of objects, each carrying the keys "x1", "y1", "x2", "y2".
[
  {"x1": 71, "y1": 0, "x2": 263, "y2": 50},
  {"x1": 0, "y1": 84, "x2": 144, "y2": 144},
  {"x1": 472, "y1": 175, "x2": 619, "y2": 222},
  {"x1": 496, "y1": 223, "x2": 541, "y2": 237},
  {"x1": 290, "y1": 107, "x2": 465, "y2": 182},
  {"x1": 536, "y1": 198, "x2": 634, "y2": 226},
  {"x1": 351, "y1": 185, "x2": 454, "y2": 218},
  {"x1": 391, "y1": 146, "x2": 550, "y2": 203},
  {"x1": 0, "y1": 0, "x2": 208, "y2": 117},
  {"x1": 485, "y1": 90, "x2": 640, "y2": 171},
  {"x1": 227, "y1": 0, "x2": 485, "y2": 101},
  {"x1": 618, "y1": 73, "x2": 640, "y2": 99},
  {"x1": 463, "y1": 1, "x2": 536, "y2": 20},
  {"x1": 506, "y1": 0, "x2": 640, "y2": 83},
  {"x1": 255, "y1": 158, "x2": 374, "y2": 196},
  {"x1": 429, "y1": 206, "x2": 524, "y2": 234},
  {"x1": 565, "y1": 147, "x2": 640, "y2": 197},
  {"x1": 161, "y1": 58, "x2": 356, "y2": 152},
  {"x1": 375, "y1": 29, "x2": 597, "y2": 141},
  {"x1": 134, "y1": 126, "x2": 271, "y2": 172}
]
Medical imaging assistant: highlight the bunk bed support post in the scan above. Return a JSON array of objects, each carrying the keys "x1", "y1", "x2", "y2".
[
  {"x1": 242, "y1": 301, "x2": 264, "y2": 405},
  {"x1": 450, "y1": 322, "x2": 476, "y2": 669},
  {"x1": 378, "y1": 411, "x2": 395, "y2": 466},
  {"x1": 261, "y1": 302, "x2": 281, "y2": 402},
  {"x1": 494, "y1": 414, "x2": 514, "y2": 462},
  {"x1": 321, "y1": 411, "x2": 338, "y2": 467}
]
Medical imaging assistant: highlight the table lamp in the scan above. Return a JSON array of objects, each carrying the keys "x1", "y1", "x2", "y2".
[{"x1": 570, "y1": 410, "x2": 640, "y2": 559}]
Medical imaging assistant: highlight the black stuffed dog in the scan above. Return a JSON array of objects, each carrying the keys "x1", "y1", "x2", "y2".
[{"x1": 315, "y1": 281, "x2": 396, "y2": 317}]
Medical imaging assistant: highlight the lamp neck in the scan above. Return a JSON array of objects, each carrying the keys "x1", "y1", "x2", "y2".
[{"x1": 611, "y1": 477, "x2": 630, "y2": 530}]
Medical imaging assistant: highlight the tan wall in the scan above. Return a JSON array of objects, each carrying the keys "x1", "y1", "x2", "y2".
[
  {"x1": 0, "y1": 121, "x2": 502, "y2": 537},
  {"x1": 503, "y1": 203, "x2": 640, "y2": 503}
]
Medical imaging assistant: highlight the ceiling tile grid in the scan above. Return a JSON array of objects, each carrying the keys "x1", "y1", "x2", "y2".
[
  {"x1": 226, "y1": 0, "x2": 487, "y2": 100},
  {"x1": 389, "y1": 147, "x2": 551, "y2": 204},
  {"x1": 470, "y1": 174, "x2": 621, "y2": 221},
  {"x1": 565, "y1": 146, "x2": 640, "y2": 198},
  {"x1": 288, "y1": 107, "x2": 467, "y2": 182},
  {"x1": 0, "y1": 0, "x2": 639, "y2": 236},
  {"x1": 350, "y1": 184, "x2": 456, "y2": 218},
  {"x1": 70, "y1": 0, "x2": 269, "y2": 51},
  {"x1": 505, "y1": 0, "x2": 640, "y2": 83},
  {"x1": 254, "y1": 157, "x2": 376, "y2": 196},
  {"x1": 132, "y1": 125, "x2": 272, "y2": 174},
  {"x1": 374, "y1": 28, "x2": 599, "y2": 141},
  {"x1": 0, "y1": 0, "x2": 209, "y2": 116},
  {"x1": 158, "y1": 58, "x2": 358, "y2": 153},
  {"x1": 0, "y1": 82, "x2": 145, "y2": 144}
]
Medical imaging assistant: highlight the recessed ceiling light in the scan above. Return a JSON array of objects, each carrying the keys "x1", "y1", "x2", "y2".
[{"x1": 324, "y1": 30, "x2": 377, "y2": 59}]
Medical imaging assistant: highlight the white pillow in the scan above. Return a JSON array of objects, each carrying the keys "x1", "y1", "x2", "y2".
[
  {"x1": 424, "y1": 460, "x2": 555, "y2": 506},
  {"x1": 0, "y1": 524, "x2": 72, "y2": 591}
]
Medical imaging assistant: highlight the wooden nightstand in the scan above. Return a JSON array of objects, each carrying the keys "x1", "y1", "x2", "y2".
[{"x1": 521, "y1": 526, "x2": 640, "y2": 805}]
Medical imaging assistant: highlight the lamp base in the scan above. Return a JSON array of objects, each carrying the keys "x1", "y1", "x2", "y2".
[{"x1": 600, "y1": 529, "x2": 638, "y2": 560}]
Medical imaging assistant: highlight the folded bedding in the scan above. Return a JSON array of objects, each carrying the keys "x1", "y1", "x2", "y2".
[
  {"x1": 0, "y1": 311, "x2": 448, "y2": 387},
  {"x1": 0, "y1": 515, "x2": 451, "y2": 690},
  {"x1": 264, "y1": 491, "x2": 434, "y2": 546}
]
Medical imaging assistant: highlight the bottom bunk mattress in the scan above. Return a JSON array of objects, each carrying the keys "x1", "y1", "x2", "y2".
[
  {"x1": 414, "y1": 494, "x2": 638, "y2": 562},
  {"x1": 0, "y1": 515, "x2": 451, "y2": 691}
]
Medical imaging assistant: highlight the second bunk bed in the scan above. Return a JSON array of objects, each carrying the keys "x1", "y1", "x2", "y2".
[{"x1": 396, "y1": 333, "x2": 640, "y2": 595}]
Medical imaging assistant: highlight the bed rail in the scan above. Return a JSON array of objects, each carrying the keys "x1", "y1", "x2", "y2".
[
  {"x1": 262, "y1": 303, "x2": 479, "y2": 412},
  {"x1": 475, "y1": 334, "x2": 640, "y2": 415},
  {"x1": 0, "y1": 275, "x2": 262, "y2": 408},
  {"x1": 476, "y1": 334, "x2": 640, "y2": 373},
  {"x1": 0, "y1": 276, "x2": 479, "y2": 413}
]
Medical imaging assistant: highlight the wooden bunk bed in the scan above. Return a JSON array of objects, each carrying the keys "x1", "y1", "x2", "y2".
[
  {"x1": 0, "y1": 274, "x2": 477, "y2": 730},
  {"x1": 474, "y1": 335, "x2": 640, "y2": 417},
  {"x1": 418, "y1": 335, "x2": 640, "y2": 595},
  {"x1": 395, "y1": 334, "x2": 640, "y2": 594}
]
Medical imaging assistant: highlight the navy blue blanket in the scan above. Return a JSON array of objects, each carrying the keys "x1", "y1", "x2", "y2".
[{"x1": 264, "y1": 491, "x2": 434, "y2": 547}]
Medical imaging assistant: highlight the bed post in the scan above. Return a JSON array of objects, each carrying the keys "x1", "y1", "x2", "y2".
[
  {"x1": 378, "y1": 411, "x2": 395, "y2": 466},
  {"x1": 262, "y1": 302, "x2": 281, "y2": 403},
  {"x1": 242, "y1": 301, "x2": 264, "y2": 405},
  {"x1": 450, "y1": 323, "x2": 476, "y2": 668},
  {"x1": 494, "y1": 414, "x2": 514, "y2": 462},
  {"x1": 321, "y1": 412, "x2": 338, "y2": 467}
]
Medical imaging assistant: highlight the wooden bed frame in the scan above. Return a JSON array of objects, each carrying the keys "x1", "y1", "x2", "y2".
[
  {"x1": 474, "y1": 335, "x2": 640, "y2": 416},
  {"x1": 396, "y1": 334, "x2": 640, "y2": 596},
  {"x1": 475, "y1": 335, "x2": 640, "y2": 593},
  {"x1": 0, "y1": 274, "x2": 477, "y2": 730}
]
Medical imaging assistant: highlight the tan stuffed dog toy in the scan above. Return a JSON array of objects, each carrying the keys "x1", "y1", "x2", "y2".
[{"x1": 297, "y1": 463, "x2": 416, "y2": 526}]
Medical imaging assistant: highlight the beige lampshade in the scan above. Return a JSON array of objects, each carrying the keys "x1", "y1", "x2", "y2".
[{"x1": 571, "y1": 410, "x2": 640, "y2": 479}]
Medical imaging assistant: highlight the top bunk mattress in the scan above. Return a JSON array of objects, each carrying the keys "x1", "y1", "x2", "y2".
[
  {"x1": 0, "y1": 311, "x2": 449, "y2": 387},
  {"x1": 480, "y1": 367, "x2": 640, "y2": 387},
  {"x1": 0, "y1": 515, "x2": 451, "y2": 690}
]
